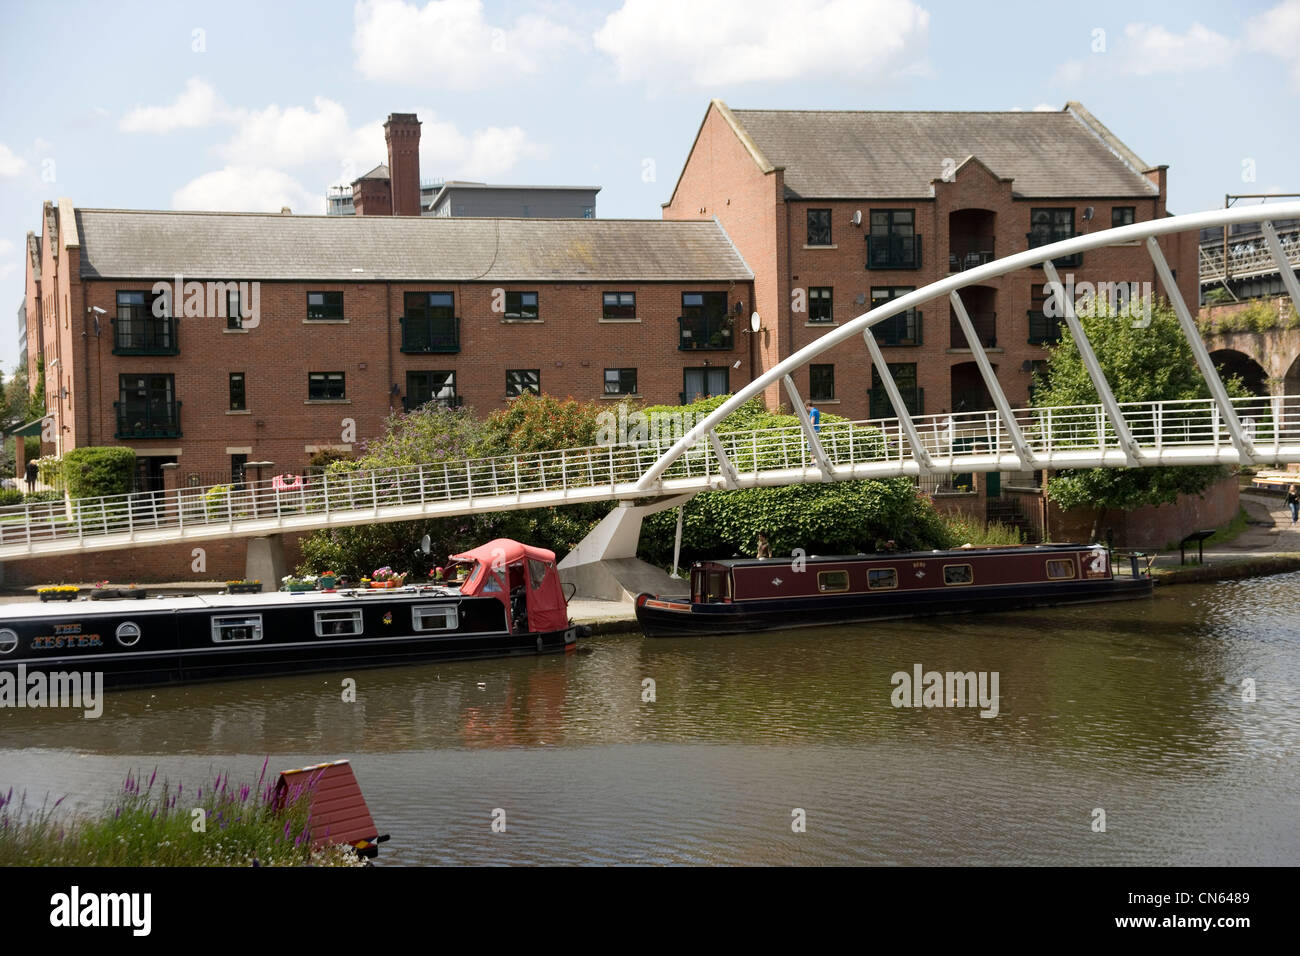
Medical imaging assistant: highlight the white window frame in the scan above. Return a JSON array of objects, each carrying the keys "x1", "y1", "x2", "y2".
[
  {"x1": 211, "y1": 614, "x2": 263, "y2": 643},
  {"x1": 314, "y1": 608, "x2": 364, "y2": 637},
  {"x1": 413, "y1": 605, "x2": 459, "y2": 631}
]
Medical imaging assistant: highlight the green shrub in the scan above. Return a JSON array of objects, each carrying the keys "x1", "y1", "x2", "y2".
[
  {"x1": 61, "y1": 447, "x2": 136, "y2": 499},
  {"x1": 23, "y1": 489, "x2": 63, "y2": 504},
  {"x1": 0, "y1": 489, "x2": 22, "y2": 507},
  {"x1": 205, "y1": 484, "x2": 231, "y2": 519},
  {"x1": 943, "y1": 513, "x2": 1023, "y2": 547}
]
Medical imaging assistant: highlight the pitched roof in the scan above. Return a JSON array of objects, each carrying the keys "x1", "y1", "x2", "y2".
[
  {"x1": 725, "y1": 103, "x2": 1159, "y2": 200},
  {"x1": 73, "y1": 208, "x2": 753, "y2": 282}
]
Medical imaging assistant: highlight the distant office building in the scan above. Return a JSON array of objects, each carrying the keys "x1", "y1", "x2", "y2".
[{"x1": 427, "y1": 182, "x2": 598, "y2": 219}]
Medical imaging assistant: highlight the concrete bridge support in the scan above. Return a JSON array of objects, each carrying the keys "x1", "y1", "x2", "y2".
[
  {"x1": 559, "y1": 495, "x2": 694, "y2": 603},
  {"x1": 245, "y1": 535, "x2": 287, "y2": 593}
]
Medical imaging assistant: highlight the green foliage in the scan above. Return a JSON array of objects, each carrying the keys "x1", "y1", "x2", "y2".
[
  {"x1": 641, "y1": 478, "x2": 950, "y2": 566},
  {"x1": 60, "y1": 447, "x2": 135, "y2": 499},
  {"x1": 23, "y1": 490, "x2": 63, "y2": 504},
  {"x1": 0, "y1": 768, "x2": 361, "y2": 867},
  {"x1": 943, "y1": 513, "x2": 1023, "y2": 547},
  {"x1": 205, "y1": 484, "x2": 231, "y2": 519},
  {"x1": 1199, "y1": 299, "x2": 1300, "y2": 335},
  {"x1": 473, "y1": 392, "x2": 601, "y2": 457},
  {"x1": 0, "y1": 489, "x2": 22, "y2": 507},
  {"x1": 1035, "y1": 300, "x2": 1245, "y2": 522}
]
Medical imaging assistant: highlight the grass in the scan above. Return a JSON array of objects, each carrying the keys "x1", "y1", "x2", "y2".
[
  {"x1": 944, "y1": 514, "x2": 1023, "y2": 547},
  {"x1": 0, "y1": 762, "x2": 364, "y2": 867}
]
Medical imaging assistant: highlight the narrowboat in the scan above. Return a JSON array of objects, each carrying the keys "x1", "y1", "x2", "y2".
[
  {"x1": 635, "y1": 543, "x2": 1154, "y2": 637},
  {"x1": 0, "y1": 539, "x2": 586, "y2": 688}
]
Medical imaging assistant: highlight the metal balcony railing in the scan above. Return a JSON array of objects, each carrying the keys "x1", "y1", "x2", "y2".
[
  {"x1": 678, "y1": 315, "x2": 735, "y2": 350},
  {"x1": 114, "y1": 401, "x2": 182, "y2": 439},
  {"x1": 948, "y1": 237, "x2": 996, "y2": 272},
  {"x1": 1028, "y1": 231, "x2": 1082, "y2": 268},
  {"x1": 874, "y1": 310, "x2": 922, "y2": 347},
  {"x1": 867, "y1": 234, "x2": 922, "y2": 270},
  {"x1": 112, "y1": 316, "x2": 179, "y2": 355},
  {"x1": 400, "y1": 316, "x2": 460, "y2": 353}
]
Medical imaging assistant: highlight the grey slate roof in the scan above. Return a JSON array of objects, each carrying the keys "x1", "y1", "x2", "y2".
[
  {"x1": 74, "y1": 209, "x2": 753, "y2": 282},
  {"x1": 728, "y1": 107, "x2": 1159, "y2": 200}
]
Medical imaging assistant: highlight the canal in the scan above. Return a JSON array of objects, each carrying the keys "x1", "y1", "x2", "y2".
[{"x1": 2, "y1": 572, "x2": 1298, "y2": 865}]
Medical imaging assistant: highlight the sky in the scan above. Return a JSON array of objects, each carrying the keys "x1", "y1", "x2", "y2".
[{"x1": 2, "y1": 0, "x2": 1298, "y2": 377}]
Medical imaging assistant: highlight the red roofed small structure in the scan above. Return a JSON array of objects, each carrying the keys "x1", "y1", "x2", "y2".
[
  {"x1": 451, "y1": 538, "x2": 569, "y2": 632},
  {"x1": 274, "y1": 759, "x2": 385, "y2": 858}
]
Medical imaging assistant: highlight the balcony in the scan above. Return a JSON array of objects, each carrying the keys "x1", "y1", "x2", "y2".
[
  {"x1": 402, "y1": 394, "x2": 464, "y2": 412},
  {"x1": 112, "y1": 316, "x2": 179, "y2": 355},
  {"x1": 1028, "y1": 310, "x2": 1064, "y2": 345},
  {"x1": 678, "y1": 314, "x2": 734, "y2": 351},
  {"x1": 950, "y1": 311, "x2": 997, "y2": 349},
  {"x1": 948, "y1": 237, "x2": 996, "y2": 272},
  {"x1": 115, "y1": 401, "x2": 182, "y2": 439},
  {"x1": 1027, "y1": 231, "x2": 1082, "y2": 268},
  {"x1": 866, "y1": 234, "x2": 922, "y2": 270},
  {"x1": 869, "y1": 387, "x2": 924, "y2": 420},
  {"x1": 400, "y1": 315, "x2": 460, "y2": 353},
  {"x1": 874, "y1": 310, "x2": 922, "y2": 347}
]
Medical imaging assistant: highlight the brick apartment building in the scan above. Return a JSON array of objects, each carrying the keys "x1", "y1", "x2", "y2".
[{"x1": 663, "y1": 100, "x2": 1199, "y2": 421}]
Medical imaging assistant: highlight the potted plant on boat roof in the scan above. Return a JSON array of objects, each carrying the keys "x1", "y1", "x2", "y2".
[
  {"x1": 318, "y1": 571, "x2": 338, "y2": 590},
  {"x1": 37, "y1": 585, "x2": 80, "y2": 602},
  {"x1": 281, "y1": 573, "x2": 318, "y2": 592},
  {"x1": 367, "y1": 566, "x2": 404, "y2": 589},
  {"x1": 225, "y1": 579, "x2": 262, "y2": 594}
]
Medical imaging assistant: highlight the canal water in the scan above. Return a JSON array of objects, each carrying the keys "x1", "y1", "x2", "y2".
[{"x1": 2, "y1": 573, "x2": 1298, "y2": 865}]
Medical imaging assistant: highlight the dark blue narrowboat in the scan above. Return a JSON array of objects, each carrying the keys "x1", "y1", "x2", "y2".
[
  {"x1": 635, "y1": 543, "x2": 1154, "y2": 637},
  {"x1": 0, "y1": 539, "x2": 585, "y2": 688}
]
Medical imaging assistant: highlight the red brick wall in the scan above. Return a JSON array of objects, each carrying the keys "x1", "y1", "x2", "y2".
[
  {"x1": 2, "y1": 532, "x2": 310, "y2": 586},
  {"x1": 1048, "y1": 473, "x2": 1240, "y2": 548}
]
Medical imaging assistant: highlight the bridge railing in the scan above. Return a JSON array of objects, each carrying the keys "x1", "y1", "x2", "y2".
[{"x1": 2, "y1": 394, "x2": 1297, "y2": 552}]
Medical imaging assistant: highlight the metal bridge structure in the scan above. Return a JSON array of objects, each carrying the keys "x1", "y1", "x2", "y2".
[{"x1": 3, "y1": 202, "x2": 1300, "y2": 576}]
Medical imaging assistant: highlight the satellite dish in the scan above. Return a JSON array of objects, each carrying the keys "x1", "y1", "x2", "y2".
[
  {"x1": 851, "y1": 210, "x2": 863, "y2": 226},
  {"x1": 1083, "y1": 206, "x2": 1095, "y2": 221},
  {"x1": 750, "y1": 312, "x2": 761, "y2": 333}
]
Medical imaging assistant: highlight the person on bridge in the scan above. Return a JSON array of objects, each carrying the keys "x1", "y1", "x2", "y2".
[
  {"x1": 804, "y1": 400, "x2": 821, "y2": 432},
  {"x1": 25, "y1": 460, "x2": 37, "y2": 493},
  {"x1": 1286, "y1": 484, "x2": 1298, "y2": 524}
]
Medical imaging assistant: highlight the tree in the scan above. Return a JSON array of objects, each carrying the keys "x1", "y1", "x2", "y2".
[{"x1": 1033, "y1": 300, "x2": 1248, "y2": 540}]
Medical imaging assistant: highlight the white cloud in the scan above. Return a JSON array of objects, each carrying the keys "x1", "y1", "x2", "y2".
[
  {"x1": 1120, "y1": 22, "x2": 1234, "y2": 75},
  {"x1": 420, "y1": 117, "x2": 549, "y2": 179},
  {"x1": 0, "y1": 143, "x2": 28, "y2": 179},
  {"x1": 172, "y1": 166, "x2": 321, "y2": 214},
  {"x1": 120, "y1": 77, "x2": 235, "y2": 132},
  {"x1": 352, "y1": 0, "x2": 582, "y2": 89},
  {"x1": 594, "y1": 0, "x2": 929, "y2": 91},
  {"x1": 1245, "y1": 0, "x2": 1300, "y2": 89},
  {"x1": 220, "y1": 98, "x2": 354, "y2": 168}
]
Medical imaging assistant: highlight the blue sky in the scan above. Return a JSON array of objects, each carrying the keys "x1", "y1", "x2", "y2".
[{"x1": 2, "y1": 0, "x2": 1298, "y2": 376}]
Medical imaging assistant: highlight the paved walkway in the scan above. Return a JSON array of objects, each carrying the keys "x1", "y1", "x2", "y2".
[{"x1": 1199, "y1": 490, "x2": 1300, "y2": 561}]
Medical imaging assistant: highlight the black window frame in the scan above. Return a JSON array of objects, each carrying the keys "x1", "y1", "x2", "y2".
[
  {"x1": 869, "y1": 363, "x2": 923, "y2": 419},
  {"x1": 604, "y1": 368, "x2": 638, "y2": 396},
  {"x1": 401, "y1": 292, "x2": 458, "y2": 353},
  {"x1": 870, "y1": 286, "x2": 922, "y2": 346},
  {"x1": 867, "y1": 209, "x2": 921, "y2": 269},
  {"x1": 306, "y1": 291, "x2": 345, "y2": 321},
  {"x1": 226, "y1": 289, "x2": 242, "y2": 330},
  {"x1": 506, "y1": 369, "x2": 540, "y2": 398},
  {"x1": 229, "y1": 372, "x2": 246, "y2": 411},
  {"x1": 602, "y1": 291, "x2": 636, "y2": 320},
  {"x1": 806, "y1": 208, "x2": 832, "y2": 246},
  {"x1": 808, "y1": 287, "x2": 834, "y2": 323},
  {"x1": 809, "y1": 364, "x2": 835, "y2": 402},
  {"x1": 1111, "y1": 206, "x2": 1136, "y2": 228},
  {"x1": 405, "y1": 370, "x2": 458, "y2": 410},
  {"x1": 308, "y1": 371, "x2": 346, "y2": 401},
  {"x1": 114, "y1": 290, "x2": 177, "y2": 355},
  {"x1": 1028, "y1": 208, "x2": 1081, "y2": 267},
  {"x1": 115, "y1": 372, "x2": 181, "y2": 438},
  {"x1": 504, "y1": 291, "x2": 539, "y2": 321}
]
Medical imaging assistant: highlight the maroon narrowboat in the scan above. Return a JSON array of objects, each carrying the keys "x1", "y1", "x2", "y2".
[{"x1": 634, "y1": 543, "x2": 1154, "y2": 637}]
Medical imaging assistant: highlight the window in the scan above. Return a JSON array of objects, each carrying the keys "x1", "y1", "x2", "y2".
[
  {"x1": 871, "y1": 287, "x2": 921, "y2": 346},
  {"x1": 1028, "y1": 208, "x2": 1080, "y2": 267},
  {"x1": 683, "y1": 367, "x2": 729, "y2": 404},
  {"x1": 505, "y1": 291, "x2": 539, "y2": 320},
  {"x1": 114, "y1": 291, "x2": 175, "y2": 354},
  {"x1": 402, "y1": 292, "x2": 458, "y2": 353},
  {"x1": 528, "y1": 558, "x2": 550, "y2": 590},
  {"x1": 211, "y1": 615, "x2": 263, "y2": 643},
  {"x1": 679, "y1": 292, "x2": 732, "y2": 350},
  {"x1": 809, "y1": 287, "x2": 833, "y2": 323},
  {"x1": 810, "y1": 364, "x2": 835, "y2": 401},
  {"x1": 405, "y1": 371, "x2": 457, "y2": 410},
  {"x1": 869, "y1": 363, "x2": 923, "y2": 419},
  {"x1": 1028, "y1": 284, "x2": 1063, "y2": 345},
  {"x1": 943, "y1": 564, "x2": 974, "y2": 586},
  {"x1": 867, "y1": 568, "x2": 898, "y2": 590},
  {"x1": 308, "y1": 372, "x2": 346, "y2": 401},
  {"x1": 817, "y1": 569, "x2": 850, "y2": 592},
  {"x1": 603, "y1": 292, "x2": 636, "y2": 320},
  {"x1": 868, "y1": 210, "x2": 921, "y2": 269},
  {"x1": 1111, "y1": 207, "x2": 1135, "y2": 228},
  {"x1": 229, "y1": 372, "x2": 246, "y2": 411},
  {"x1": 582, "y1": 206, "x2": 594, "y2": 219},
  {"x1": 314, "y1": 609, "x2": 363, "y2": 637},
  {"x1": 807, "y1": 209, "x2": 832, "y2": 246},
  {"x1": 605, "y1": 368, "x2": 637, "y2": 395},
  {"x1": 0, "y1": 628, "x2": 18, "y2": 654},
  {"x1": 307, "y1": 291, "x2": 344, "y2": 320},
  {"x1": 226, "y1": 289, "x2": 242, "y2": 330},
  {"x1": 231, "y1": 453, "x2": 247, "y2": 488},
  {"x1": 413, "y1": 605, "x2": 459, "y2": 631},
  {"x1": 116, "y1": 373, "x2": 180, "y2": 438},
  {"x1": 115, "y1": 622, "x2": 141, "y2": 647},
  {"x1": 1046, "y1": 558, "x2": 1077, "y2": 580},
  {"x1": 507, "y1": 369, "x2": 540, "y2": 397}
]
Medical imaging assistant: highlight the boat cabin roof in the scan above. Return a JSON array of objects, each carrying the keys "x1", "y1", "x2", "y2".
[
  {"x1": 5, "y1": 585, "x2": 462, "y2": 619},
  {"x1": 697, "y1": 543, "x2": 1092, "y2": 570}
]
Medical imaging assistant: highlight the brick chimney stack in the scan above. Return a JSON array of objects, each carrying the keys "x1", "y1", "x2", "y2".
[{"x1": 385, "y1": 113, "x2": 422, "y2": 216}]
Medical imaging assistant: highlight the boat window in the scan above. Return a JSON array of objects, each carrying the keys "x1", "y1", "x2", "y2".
[
  {"x1": 867, "y1": 568, "x2": 898, "y2": 590},
  {"x1": 315, "y1": 609, "x2": 363, "y2": 637},
  {"x1": 0, "y1": 628, "x2": 17, "y2": 654},
  {"x1": 1046, "y1": 558, "x2": 1076, "y2": 580},
  {"x1": 413, "y1": 605, "x2": 458, "y2": 631},
  {"x1": 481, "y1": 572, "x2": 504, "y2": 593},
  {"x1": 818, "y1": 570, "x2": 851, "y2": 592},
  {"x1": 211, "y1": 614, "x2": 263, "y2": 643},
  {"x1": 528, "y1": 558, "x2": 550, "y2": 590},
  {"x1": 943, "y1": 564, "x2": 974, "y2": 586},
  {"x1": 115, "y1": 622, "x2": 142, "y2": 647}
]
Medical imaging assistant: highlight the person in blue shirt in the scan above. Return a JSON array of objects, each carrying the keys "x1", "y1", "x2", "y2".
[{"x1": 804, "y1": 400, "x2": 821, "y2": 432}]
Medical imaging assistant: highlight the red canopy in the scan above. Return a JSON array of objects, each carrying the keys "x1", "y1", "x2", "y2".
[{"x1": 450, "y1": 539, "x2": 569, "y2": 632}]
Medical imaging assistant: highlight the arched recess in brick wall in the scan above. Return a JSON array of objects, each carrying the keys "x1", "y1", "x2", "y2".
[{"x1": 1210, "y1": 348, "x2": 1269, "y2": 396}]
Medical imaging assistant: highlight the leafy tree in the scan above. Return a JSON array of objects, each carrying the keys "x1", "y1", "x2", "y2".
[{"x1": 1033, "y1": 300, "x2": 1248, "y2": 540}]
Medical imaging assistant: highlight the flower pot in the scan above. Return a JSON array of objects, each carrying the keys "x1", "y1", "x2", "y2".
[{"x1": 368, "y1": 580, "x2": 399, "y2": 589}]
